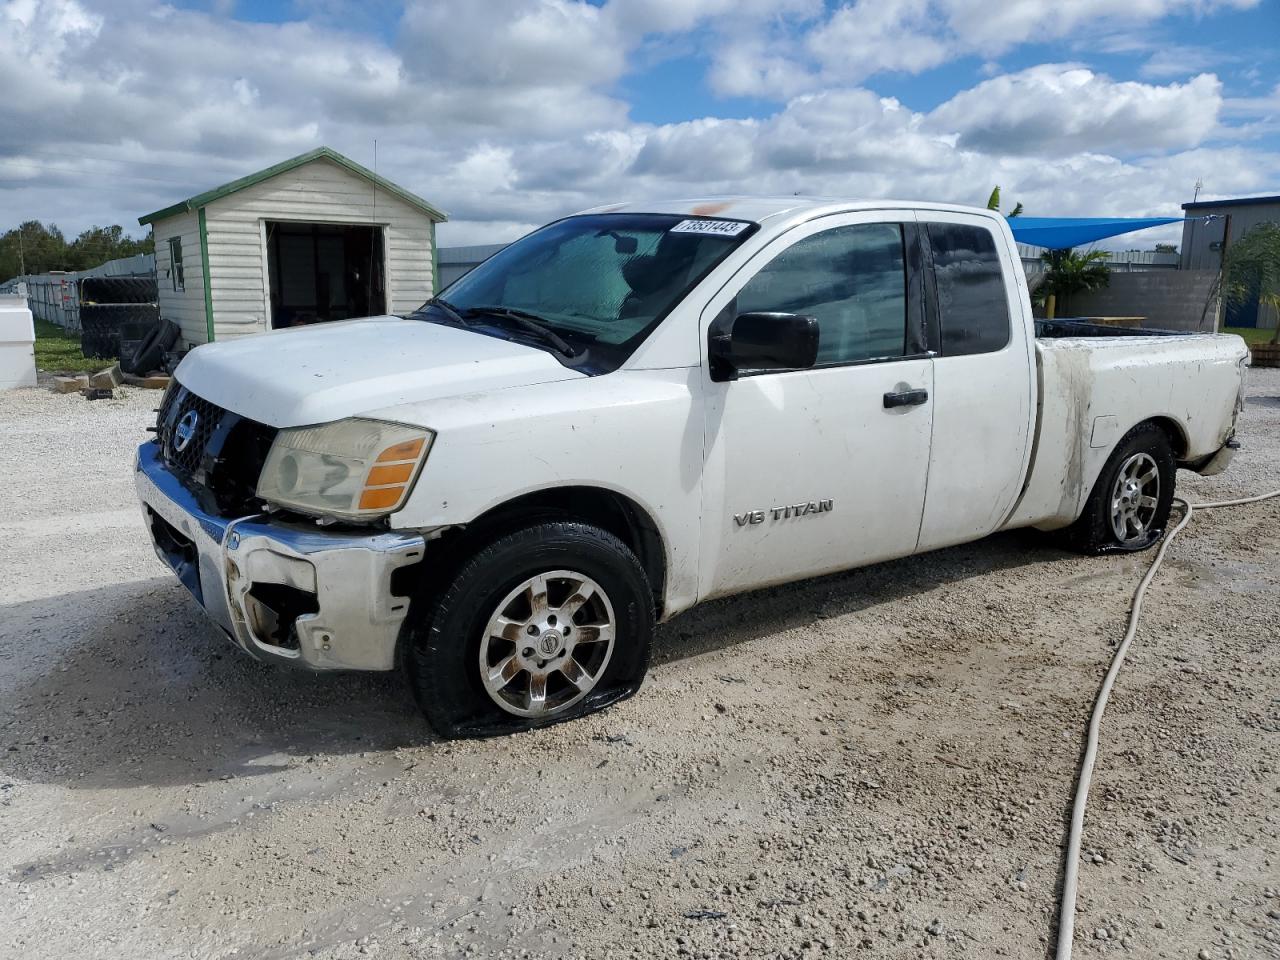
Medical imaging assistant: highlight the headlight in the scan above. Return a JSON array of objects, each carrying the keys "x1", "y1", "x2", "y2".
[{"x1": 256, "y1": 418, "x2": 434, "y2": 521}]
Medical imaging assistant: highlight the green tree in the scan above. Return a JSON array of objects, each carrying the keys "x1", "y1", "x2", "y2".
[
  {"x1": 1035, "y1": 248, "x2": 1111, "y2": 316},
  {"x1": 1222, "y1": 222, "x2": 1280, "y2": 344},
  {"x1": 0, "y1": 221, "x2": 152, "y2": 282},
  {"x1": 986, "y1": 186, "x2": 1024, "y2": 218},
  {"x1": 68, "y1": 224, "x2": 153, "y2": 271},
  {"x1": 0, "y1": 221, "x2": 69, "y2": 280}
]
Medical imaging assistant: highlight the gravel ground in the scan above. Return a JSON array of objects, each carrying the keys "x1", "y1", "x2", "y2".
[{"x1": 1, "y1": 371, "x2": 1278, "y2": 960}]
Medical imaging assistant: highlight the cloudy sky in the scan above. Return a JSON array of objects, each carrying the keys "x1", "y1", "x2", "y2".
[{"x1": 1, "y1": 0, "x2": 1278, "y2": 247}]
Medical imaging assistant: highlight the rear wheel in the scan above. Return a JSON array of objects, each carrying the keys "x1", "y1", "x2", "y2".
[
  {"x1": 1065, "y1": 422, "x2": 1176, "y2": 554},
  {"x1": 406, "y1": 522, "x2": 654, "y2": 738}
]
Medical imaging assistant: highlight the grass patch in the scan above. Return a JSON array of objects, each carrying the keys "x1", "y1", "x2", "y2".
[
  {"x1": 1223, "y1": 326, "x2": 1277, "y2": 346},
  {"x1": 33, "y1": 318, "x2": 115, "y2": 373}
]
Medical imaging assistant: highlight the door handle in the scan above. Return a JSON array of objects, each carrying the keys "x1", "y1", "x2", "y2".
[{"x1": 883, "y1": 388, "x2": 929, "y2": 409}]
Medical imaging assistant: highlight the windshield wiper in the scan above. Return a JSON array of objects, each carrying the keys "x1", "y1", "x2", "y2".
[
  {"x1": 465, "y1": 305, "x2": 580, "y2": 358},
  {"x1": 414, "y1": 298, "x2": 475, "y2": 327}
]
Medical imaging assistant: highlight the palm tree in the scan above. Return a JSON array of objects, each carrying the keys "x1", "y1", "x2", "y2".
[
  {"x1": 1222, "y1": 223, "x2": 1280, "y2": 344},
  {"x1": 1035, "y1": 248, "x2": 1111, "y2": 317},
  {"x1": 986, "y1": 186, "x2": 1024, "y2": 218}
]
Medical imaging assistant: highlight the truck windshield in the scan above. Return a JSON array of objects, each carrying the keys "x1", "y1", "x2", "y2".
[{"x1": 416, "y1": 213, "x2": 757, "y2": 373}]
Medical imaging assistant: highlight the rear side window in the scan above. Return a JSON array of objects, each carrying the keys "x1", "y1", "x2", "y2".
[
  {"x1": 736, "y1": 222, "x2": 908, "y2": 366},
  {"x1": 926, "y1": 223, "x2": 1010, "y2": 355}
]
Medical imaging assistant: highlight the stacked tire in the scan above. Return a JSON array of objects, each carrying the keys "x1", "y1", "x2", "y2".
[
  {"x1": 80, "y1": 276, "x2": 157, "y2": 305},
  {"x1": 80, "y1": 304, "x2": 159, "y2": 359},
  {"x1": 79, "y1": 276, "x2": 160, "y2": 361}
]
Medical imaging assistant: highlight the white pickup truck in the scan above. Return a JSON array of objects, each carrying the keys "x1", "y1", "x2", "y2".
[{"x1": 134, "y1": 198, "x2": 1248, "y2": 736}]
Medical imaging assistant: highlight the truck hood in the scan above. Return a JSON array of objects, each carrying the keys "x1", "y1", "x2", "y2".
[{"x1": 174, "y1": 316, "x2": 586, "y2": 428}]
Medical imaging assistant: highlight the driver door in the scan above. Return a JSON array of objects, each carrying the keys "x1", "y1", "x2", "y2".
[{"x1": 698, "y1": 212, "x2": 935, "y2": 600}]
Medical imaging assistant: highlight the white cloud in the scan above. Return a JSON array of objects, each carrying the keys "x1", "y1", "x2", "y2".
[
  {"x1": 0, "y1": 0, "x2": 1273, "y2": 251},
  {"x1": 695, "y1": 0, "x2": 1263, "y2": 101},
  {"x1": 606, "y1": 0, "x2": 820, "y2": 35},
  {"x1": 1222, "y1": 83, "x2": 1280, "y2": 117},
  {"x1": 808, "y1": 0, "x2": 951, "y2": 82},
  {"x1": 400, "y1": 0, "x2": 622, "y2": 93},
  {"x1": 928, "y1": 65, "x2": 1223, "y2": 156},
  {"x1": 1138, "y1": 44, "x2": 1229, "y2": 79},
  {"x1": 706, "y1": 40, "x2": 817, "y2": 99},
  {"x1": 603, "y1": 87, "x2": 1275, "y2": 223},
  {"x1": 940, "y1": 0, "x2": 1260, "y2": 54}
]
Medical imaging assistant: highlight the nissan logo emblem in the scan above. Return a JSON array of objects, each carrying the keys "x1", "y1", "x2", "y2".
[{"x1": 173, "y1": 410, "x2": 199, "y2": 452}]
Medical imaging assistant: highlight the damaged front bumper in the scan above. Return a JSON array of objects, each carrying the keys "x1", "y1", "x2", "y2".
[{"x1": 134, "y1": 441, "x2": 424, "y2": 671}]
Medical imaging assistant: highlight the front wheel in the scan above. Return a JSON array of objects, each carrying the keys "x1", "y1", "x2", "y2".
[
  {"x1": 406, "y1": 522, "x2": 654, "y2": 738},
  {"x1": 1064, "y1": 422, "x2": 1176, "y2": 554}
]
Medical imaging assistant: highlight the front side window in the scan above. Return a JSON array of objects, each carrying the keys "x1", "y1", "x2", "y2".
[
  {"x1": 168, "y1": 237, "x2": 185, "y2": 292},
  {"x1": 423, "y1": 213, "x2": 756, "y2": 373},
  {"x1": 926, "y1": 222, "x2": 1010, "y2": 355},
  {"x1": 736, "y1": 223, "x2": 908, "y2": 367}
]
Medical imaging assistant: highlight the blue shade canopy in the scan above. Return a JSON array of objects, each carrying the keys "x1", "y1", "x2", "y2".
[{"x1": 1007, "y1": 217, "x2": 1184, "y2": 250}]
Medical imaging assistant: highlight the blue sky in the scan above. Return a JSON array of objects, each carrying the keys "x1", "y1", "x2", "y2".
[{"x1": 2, "y1": 0, "x2": 1278, "y2": 245}]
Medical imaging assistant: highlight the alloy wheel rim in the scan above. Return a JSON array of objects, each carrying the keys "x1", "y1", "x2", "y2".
[
  {"x1": 1110, "y1": 452, "x2": 1160, "y2": 543},
  {"x1": 478, "y1": 569, "x2": 616, "y2": 718}
]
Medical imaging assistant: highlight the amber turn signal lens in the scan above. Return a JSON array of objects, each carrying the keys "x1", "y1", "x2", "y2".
[
  {"x1": 358, "y1": 487, "x2": 404, "y2": 511},
  {"x1": 366, "y1": 463, "x2": 414, "y2": 486},
  {"x1": 377, "y1": 438, "x2": 424, "y2": 463},
  {"x1": 351, "y1": 432, "x2": 431, "y2": 514}
]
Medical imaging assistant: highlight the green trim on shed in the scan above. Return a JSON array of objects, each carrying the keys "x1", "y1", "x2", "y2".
[
  {"x1": 198, "y1": 207, "x2": 215, "y2": 343},
  {"x1": 431, "y1": 221, "x2": 440, "y2": 296},
  {"x1": 138, "y1": 146, "x2": 449, "y2": 226}
]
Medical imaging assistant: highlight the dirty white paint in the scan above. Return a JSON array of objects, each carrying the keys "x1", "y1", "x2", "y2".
[
  {"x1": 166, "y1": 197, "x2": 1249, "y2": 619},
  {"x1": 911, "y1": 205, "x2": 1036, "y2": 553},
  {"x1": 1006, "y1": 335, "x2": 1247, "y2": 530}
]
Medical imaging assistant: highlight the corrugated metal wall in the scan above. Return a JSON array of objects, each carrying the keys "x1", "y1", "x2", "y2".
[
  {"x1": 1178, "y1": 200, "x2": 1280, "y2": 327},
  {"x1": 1179, "y1": 201, "x2": 1280, "y2": 271},
  {"x1": 1017, "y1": 244, "x2": 1178, "y2": 274},
  {"x1": 437, "y1": 243, "x2": 507, "y2": 289},
  {"x1": 20, "y1": 253, "x2": 156, "y2": 330}
]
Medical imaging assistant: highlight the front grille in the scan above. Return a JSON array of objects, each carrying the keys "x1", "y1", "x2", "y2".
[
  {"x1": 155, "y1": 383, "x2": 278, "y2": 516},
  {"x1": 158, "y1": 386, "x2": 224, "y2": 475}
]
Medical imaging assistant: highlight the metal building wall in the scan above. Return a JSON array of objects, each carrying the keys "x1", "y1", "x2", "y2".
[
  {"x1": 437, "y1": 243, "x2": 508, "y2": 289},
  {"x1": 1179, "y1": 199, "x2": 1280, "y2": 271}
]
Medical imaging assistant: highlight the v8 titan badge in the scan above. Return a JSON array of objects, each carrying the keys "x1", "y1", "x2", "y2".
[{"x1": 734, "y1": 499, "x2": 835, "y2": 527}]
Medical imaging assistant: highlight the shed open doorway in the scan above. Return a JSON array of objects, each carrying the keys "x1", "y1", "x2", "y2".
[{"x1": 266, "y1": 221, "x2": 386, "y2": 328}]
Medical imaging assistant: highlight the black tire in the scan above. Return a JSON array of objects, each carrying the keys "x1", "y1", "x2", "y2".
[
  {"x1": 80, "y1": 303, "x2": 160, "y2": 360},
  {"x1": 406, "y1": 522, "x2": 655, "y2": 739},
  {"x1": 124, "y1": 319, "x2": 179, "y2": 374},
  {"x1": 79, "y1": 276, "x2": 157, "y2": 305},
  {"x1": 1064, "y1": 422, "x2": 1176, "y2": 554}
]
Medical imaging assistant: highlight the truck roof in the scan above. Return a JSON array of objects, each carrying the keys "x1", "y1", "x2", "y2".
[{"x1": 577, "y1": 196, "x2": 999, "y2": 224}]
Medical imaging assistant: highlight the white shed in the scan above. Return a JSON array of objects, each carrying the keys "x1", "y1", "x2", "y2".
[{"x1": 138, "y1": 147, "x2": 447, "y2": 346}]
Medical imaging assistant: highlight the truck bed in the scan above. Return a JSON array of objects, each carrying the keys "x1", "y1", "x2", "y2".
[
  {"x1": 1034, "y1": 318, "x2": 1190, "y2": 338},
  {"x1": 1004, "y1": 330, "x2": 1248, "y2": 531}
]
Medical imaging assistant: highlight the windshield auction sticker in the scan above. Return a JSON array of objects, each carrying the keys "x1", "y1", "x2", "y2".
[{"x1": 669, "y1": 219, "x2": 751, "y2": 237}]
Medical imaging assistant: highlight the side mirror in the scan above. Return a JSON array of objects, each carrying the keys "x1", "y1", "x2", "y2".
[{"x1": 709, "y1": 311, "x2": 819, "y2": 381}]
